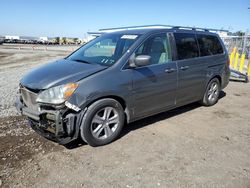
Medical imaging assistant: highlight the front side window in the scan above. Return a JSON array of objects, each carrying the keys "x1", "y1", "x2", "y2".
[
  {"x1": 197, "y1": 34, "x2": 224, "y2": 56},
  {"x1": 174, "y1": 33, "x2": 199, "y2": 60},
  {"x1": 67, "y1": 33, "x2": 139, "y2": 66},
  {"x1": 134, "y1": 33, "x2": 172, "y2": 65}
]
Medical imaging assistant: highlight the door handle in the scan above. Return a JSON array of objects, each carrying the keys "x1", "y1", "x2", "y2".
[
  {"x1": 165, "y1": 68, "x2": 176, "y2": 73},
  {"x1": 180, "y1": 66, "x2": 189, "y2": 70}
]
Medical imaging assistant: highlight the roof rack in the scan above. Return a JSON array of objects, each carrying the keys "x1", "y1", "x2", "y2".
[
  {"x1": 88, "y1": 25, "x2": 228, "y2": 35},
  {"x1": 99, "y1": 24, "x2": 172, "y2": 31},
  {"x1": 98, "y1": 25, "x2": 228, "y2": 32}
]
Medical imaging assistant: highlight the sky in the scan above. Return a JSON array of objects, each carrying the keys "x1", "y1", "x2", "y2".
[{"x1": 0, "y1": 0, "x2": 250, "y2": 38}]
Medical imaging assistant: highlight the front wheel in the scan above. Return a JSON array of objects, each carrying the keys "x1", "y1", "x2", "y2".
[
  {"x1": 200, "y1": 78, "x2": 221, "y2": 106},
  {"x1": 80, "y1": 99, "x2": 125, "y2": 147}
]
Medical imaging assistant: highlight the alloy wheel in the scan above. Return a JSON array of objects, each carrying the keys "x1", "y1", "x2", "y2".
[
  {"x1": 91, "y1": 107, "x2": 119, "y2": 140},
  {"x1": 207, "y1": 82, "x2": 219, "y2": 102}
]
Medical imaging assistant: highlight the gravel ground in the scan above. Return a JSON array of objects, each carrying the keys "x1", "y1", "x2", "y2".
[
  {"x1": 0, "y1": 48, "x2": 69, "y2": 117},
  {"x1": 0, "y1": 46, "x2": 250, "y2": 188}
]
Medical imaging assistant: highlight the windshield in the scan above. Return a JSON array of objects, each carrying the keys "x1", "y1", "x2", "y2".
[{"x1": 67, "y1": 33, "x2": 139, "y2": 66}]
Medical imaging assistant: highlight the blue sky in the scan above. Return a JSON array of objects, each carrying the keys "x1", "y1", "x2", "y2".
[{"x1": 0, "y1": 0, "x2": 249, "y2": 37}]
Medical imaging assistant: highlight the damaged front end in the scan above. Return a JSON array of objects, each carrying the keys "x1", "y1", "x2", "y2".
[{"x1": 15, "y1": 85, "x2": 85, "y2": 145}]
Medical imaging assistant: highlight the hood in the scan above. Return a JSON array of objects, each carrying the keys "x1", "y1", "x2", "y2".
[{"x1": 21, "y1": 59, "x2": 107, "y2": 90}]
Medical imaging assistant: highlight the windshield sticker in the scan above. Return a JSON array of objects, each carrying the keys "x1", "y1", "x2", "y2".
[{"x1": 121, "y1": 35, "x2": 138, "y2": 39}]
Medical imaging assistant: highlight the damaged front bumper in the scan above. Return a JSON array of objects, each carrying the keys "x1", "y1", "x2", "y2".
[{"x1": 15, "y1": 94, "x2": 85, "y2": 145}]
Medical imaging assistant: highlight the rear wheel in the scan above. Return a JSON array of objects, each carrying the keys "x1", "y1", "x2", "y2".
[
  {"x1": 80, "y1": 98, "x2": 125, "y2": 147},
  {"x1": 201, "y1": 78, "x2": 221, "y2": 106}
]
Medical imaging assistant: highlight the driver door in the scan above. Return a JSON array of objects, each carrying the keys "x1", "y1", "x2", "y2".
[{"x1": 131, "y1": 33, "x2": 177, "y2": 118}]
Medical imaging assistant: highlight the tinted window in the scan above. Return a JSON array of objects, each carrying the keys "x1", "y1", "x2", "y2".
[
  {"x1": 174, "y1": 33, "x2": 199, "y2": 60},
  {"x1": 135, "y1": 33, "x2": 172, "y2": 65},
  {"x1": 197, "y1": 34, "x2": 224, "y2": 56}
]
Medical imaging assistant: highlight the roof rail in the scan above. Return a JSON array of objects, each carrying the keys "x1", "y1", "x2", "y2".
[
  {"x1": 98, "y1": 24, "x2": 228, "y2": 33},
  {"x1": 99, "y1": 24, "x2": 172, "y2": 31},
  {"x1": 172, "y1": 26, "x2": 228, "y2": 32}
]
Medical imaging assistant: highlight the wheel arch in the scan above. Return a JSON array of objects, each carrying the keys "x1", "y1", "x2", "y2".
[
  {"x1": 205, "y1": 74, "x2": 222, "y2": 90},
  {"x1": 213, "y1": 75, "x2": 222, "y2": 85},
  {"x1": 84, "y1": 95, "x2": 131, "y2": 124},
  {"x1": 201, "y1": 74, "x2": 222, "y2": 100},
  {"x1": 200, "y1": 75, "x2": 221, "y2": 106}
]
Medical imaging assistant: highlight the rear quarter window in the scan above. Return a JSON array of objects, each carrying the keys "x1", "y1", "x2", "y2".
[
  {"x1": 174, "y1": 33, "x2": 199, "y2": 60},
  {"x1": 197, "y1": 34, "x2": 224, "y2": 56}
]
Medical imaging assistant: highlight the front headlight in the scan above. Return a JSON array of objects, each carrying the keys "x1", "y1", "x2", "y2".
[{"x1": 36, "y1": 83, "x2": 78, "y2": 104}]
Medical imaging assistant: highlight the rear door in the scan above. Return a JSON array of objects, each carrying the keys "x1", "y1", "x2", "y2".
[
  {"x1": 173, "y1": 32, "x2": 207, "y2": 105},
  {"x1": 196, "y1": 33, "x2": 229, "y2": 89},
  {"x1": 131, "y1": 33, "x2": 177, "y2": 118}
]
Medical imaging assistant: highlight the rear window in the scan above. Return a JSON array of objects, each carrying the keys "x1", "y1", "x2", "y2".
[
  {"x1": 174, "y1": 33, "x2": 199, "y2": 60},
  {"x1": 197, "y1": 34, "x2": 224, "y2": 56}
]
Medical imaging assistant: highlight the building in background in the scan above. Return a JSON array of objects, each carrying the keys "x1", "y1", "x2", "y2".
[
  {"x1": 5, "y1": 35, "x2": 20, "y2": 40},
  {"x1": 39, "y1": 37, "x2": 48, "y2": 43},
  {"x1": 20, "y1": 36, "x2": 39, "y2": 43},
  {"x1": 214, "y1": 30, "x2": 228, "y2": 37},
  {"x1": 1, "y1": 35, "x2": 83, "y2": 45}
]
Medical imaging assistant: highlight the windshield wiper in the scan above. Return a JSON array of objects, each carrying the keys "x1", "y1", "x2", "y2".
[{"x1": 72, "y1": 59, "x2": 92, "y2": 64}]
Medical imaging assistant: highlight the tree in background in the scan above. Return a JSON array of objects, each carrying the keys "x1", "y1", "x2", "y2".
[
  {"x1": 228, "y1": 31, "x2": 246, "y2": 36},
  {"x1": 235, "y1": 31, "x2": 245, "y2": 36}
]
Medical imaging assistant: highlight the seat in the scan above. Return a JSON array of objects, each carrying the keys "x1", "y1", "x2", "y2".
[{"x1": 149, "y1": 40, "x2": 167, "y2": 64}]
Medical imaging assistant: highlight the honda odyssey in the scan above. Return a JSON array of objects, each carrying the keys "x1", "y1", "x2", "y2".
[{"x1": 15, "y1": 26, "x2": 230, "y2": 146}]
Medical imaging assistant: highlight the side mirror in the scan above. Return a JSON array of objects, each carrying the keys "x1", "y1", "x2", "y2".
[{"x1": 134, "y1": 55, "x2": 151, "y2": 67}]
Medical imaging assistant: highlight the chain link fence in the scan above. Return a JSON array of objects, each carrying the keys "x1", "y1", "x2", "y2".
[{"x1": 221, "y1": 36, "x2": 250, "y2": 59}]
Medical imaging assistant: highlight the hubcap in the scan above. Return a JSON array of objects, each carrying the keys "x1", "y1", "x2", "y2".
[
  {"x1": 207, "y1": 82, "x2": 219, "y2": 102},
  {"x1": 91, "y1": 107, "x2": 119, "y2": 140}
]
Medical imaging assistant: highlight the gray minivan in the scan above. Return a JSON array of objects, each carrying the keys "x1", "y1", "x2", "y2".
[{"x1": 15, "y1": 26, "x2": 230, "y2": 146}]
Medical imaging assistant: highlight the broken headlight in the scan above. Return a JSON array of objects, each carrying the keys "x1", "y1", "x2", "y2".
[{"x1": 36, "y1": 83, "x2": 78, "y2": 105}]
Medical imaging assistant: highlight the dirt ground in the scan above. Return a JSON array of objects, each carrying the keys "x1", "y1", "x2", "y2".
[{"x1": 0, "y1": 46, "x2": 250, "y2": 188}]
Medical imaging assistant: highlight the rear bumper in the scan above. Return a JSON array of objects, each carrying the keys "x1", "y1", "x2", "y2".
[{"x1": 15, "y1": 95, "x2": 84, "y2": 145}]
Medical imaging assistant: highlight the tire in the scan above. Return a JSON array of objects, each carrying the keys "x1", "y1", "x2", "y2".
[
  {"x1": 80, "y1": 98, "x2": 125, "y2": 147},
  {"x1": 200, "y1": 78, "x2": 221, "y2": 106}
]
